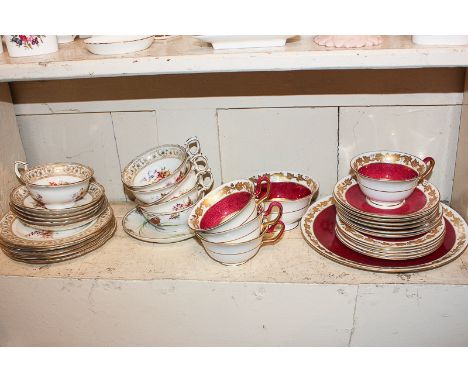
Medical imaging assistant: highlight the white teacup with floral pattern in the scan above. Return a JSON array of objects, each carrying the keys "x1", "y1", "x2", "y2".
[
  {"x1": 131, "y1": 154, "x2": 209, "y2": 205},
  {"x1": 14, "y1": 161, "x2": 93, "y2": 210},
  {"x1": 121, "y1": 137, "x2": 201, "y2": 191}
]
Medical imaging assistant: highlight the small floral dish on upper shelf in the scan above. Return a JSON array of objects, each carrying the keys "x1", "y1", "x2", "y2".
[{"x1": 84, "y1": 35, "x2": 154, "y2": 55}]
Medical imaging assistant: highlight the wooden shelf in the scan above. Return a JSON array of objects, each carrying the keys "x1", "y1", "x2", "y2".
[
  {"x1": 0, "y1": 202, "x2": 467, "y2": 284},
  {"x1": 2, "y1": 36, "x2": 468, "y2": 82}
]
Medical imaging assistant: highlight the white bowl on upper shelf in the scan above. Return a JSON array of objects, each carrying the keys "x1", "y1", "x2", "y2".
[
  {"x1": 84, "y1": 35, "x2": 154, "y2": 55},
  {"x1": 194, "y1": 35, "x2": 295, "y2": 50},
  {"x1": 412, "y1": 35, "x2": 468, "y2": 46}
]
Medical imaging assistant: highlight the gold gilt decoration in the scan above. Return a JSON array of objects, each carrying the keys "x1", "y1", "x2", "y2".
[
  {"x1": 351, "y1": 151, "x2": 426, "y2": 176},
  {"x1": 300, "y1": 197, "x2": 468, "y2": 273},
  {"x1": 0, "y1": 206, "x2": 114, "y2": 248},
  {"x1": 20, "y1": 162, "x2": 94, "y2": 185},
  {"x1": 189, "y1": 181, "x2": 254, "y2": 229},
  {"x1": 333, "y1": 176, "x2": 439, "y2": 219}
]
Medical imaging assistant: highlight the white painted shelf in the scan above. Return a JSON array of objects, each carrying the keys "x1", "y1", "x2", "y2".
[
  {"x1": 0, "y1": 202, "x2": 467, "y2": 284},
  {"x1": 1, "y1": 36, "x2": 468, "y2": 82}
]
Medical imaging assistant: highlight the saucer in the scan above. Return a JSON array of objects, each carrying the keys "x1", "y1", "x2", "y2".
[
  {"x1": 10, "y1": 181, "x2": 105, "y2": 216},
  {"x1": 300, "y1": 196, "x2": 467, "y2": 273},
  {"x1": 123, "y1": 208, "x2": 194, "y2": 244},
  {"x1": 333, "y1": 176, "x2": 439, "y2": 219}
]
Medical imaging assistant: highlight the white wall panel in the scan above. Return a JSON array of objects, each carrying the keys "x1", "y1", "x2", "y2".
[
  {"x1": 218, "y1": 107, "x2": 338, "y2": 196},
  {"x1": 17, "y1": 113, "x2": 123, "y2": 201},
  {"x1": 0, "y1": 277, "x2": 357, "y2": 346},
  {"x1": 111, "y1": 111, "x2": 158, "y2": 171},
  {"x1": 156, "y1": 108, "x2": 222, "y2": 186},
  {"x1": 339, "y1": 106, "x2": 462, "y2": 202},
  {"x1": 351, "y1": 284, "x2": 468, "y2": 346}
]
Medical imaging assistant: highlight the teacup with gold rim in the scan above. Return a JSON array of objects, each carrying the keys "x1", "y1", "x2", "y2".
[
  {"x1": 197, "y1": 201, "x2": 283, "y2": 244},
  {"x1": 350, "y1": 150, "x2": 435, "y2": 209},
  {"x1": 187, "y1": 177, "x2": 271, "y2": 234},
  {"x1": 14, "y1": 161, "x2": 93, "y2": 210}
]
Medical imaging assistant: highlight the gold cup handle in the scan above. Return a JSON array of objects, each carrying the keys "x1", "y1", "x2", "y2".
[
  {"x1": 14, "y1": 161, "x2": 28, "y2": 181},
  {"x1": 261, "y1": 201, "x2": 283, "y2": 232},
  {"x1": 184, "y1": 136, "x2": 201, "y2": 157},
  {"x1": 262, "y1": 221, "x2": 285, "y2": 246},
  {"x1": 420, "y1": 157, "x2": 435, "y2": 181},
  {"x1": 254, "y1": 176, "x2": 271, "y2": 206}
]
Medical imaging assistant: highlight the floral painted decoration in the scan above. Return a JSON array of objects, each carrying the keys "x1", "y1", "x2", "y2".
[
  {"x1": 142, "y1": 167, "x2": 172, "y2": 183},
  {"x1": 10, "y1": 35, "x2": 45, "y2": 49}
]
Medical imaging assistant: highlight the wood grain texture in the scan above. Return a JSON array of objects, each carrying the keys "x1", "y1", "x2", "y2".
[
  {"x1": 10, "y1": 68, "x2": 465, "y2": 104},
  {"x1": 0, "y1": 83, "x2": 25, "y2": 217}
]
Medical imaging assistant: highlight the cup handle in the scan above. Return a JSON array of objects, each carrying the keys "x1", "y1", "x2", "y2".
[
  {"x1": 254, "y1": 176, "x2": 271, "y2": 206},
  {"x1": 261, "y1": 201, "x2": 283, "y2": 232},
  {"x1": 420, "y1": 157, "x2": 435, "y2": 180},
  {"x1": 262, "y1": 221, "x2": 285, "y2": 245},
  {"x1": 197, "y1": 169, "x2": 214, "y2": 193},
  {"x1": 189, "y1": 153, "x2": 209, "y2": 172},
  {"x1": 14, "y1": 161, "x2": 28, "y2": 180},
  {"x1": 184, "y1": 136, "x2": 201, "y2": 157}
]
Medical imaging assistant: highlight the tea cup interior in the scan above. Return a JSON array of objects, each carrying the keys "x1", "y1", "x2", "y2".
[
  {"x1": 357, "y1": 162, "x2": 419, "y2": 181},
  {"x1": 258, "y1": 181, "x2": 312, "y2": 201},
  {"x1": 200, "y1": 192, "x2": 252, "y2": 230},
  {"x1": 33, "y1": 175, "x2": 84, "y2": 186},
  {"x1": 133, "y1": 158, "x2": 182, "y2": 187}
]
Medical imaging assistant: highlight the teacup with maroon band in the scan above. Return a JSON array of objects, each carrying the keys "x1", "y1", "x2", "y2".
[
  {"x1": 350, "y1": 150, "x2": 435, "y2": 209},
  {"x1": 188, "y1": 177, "x2": 271, "y2": 233}
]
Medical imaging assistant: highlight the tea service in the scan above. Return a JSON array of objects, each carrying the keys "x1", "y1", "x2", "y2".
[
  {"x1": 301, "y1": 149, "x2": 468, "y2": 273},
  {"x1": 1, "y1": 161, "x2": 115, "y2": 264}
]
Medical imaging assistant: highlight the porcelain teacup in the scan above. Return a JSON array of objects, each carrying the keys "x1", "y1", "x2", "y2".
[
  {"x1": 197, "y1": 201, "x2": 283, "y2": 244},
  {"x1": 187, "y1": 177, "x2": 271, "y2": 233},
  {"x1": 131, "y1": 154, "x2": 209, "y2": 205},
  {"x1": 350, "y1": 150, "x2": 435, "y2": 209},
  {"x1": 14, "y1": 161, "x2": 93, "y2": 209},
  {"x1": 138, "y1": 170, "x2": 214, "y2": 216},
  {"x1": 121, "y1": 136, "x2": 200, "y2": 191},
  {"x1": 200, "y1": 221, "x2": 285, "y2": 266},
  {"x1": 250, "y1": 171, "x2": 319, "y2": 230}
]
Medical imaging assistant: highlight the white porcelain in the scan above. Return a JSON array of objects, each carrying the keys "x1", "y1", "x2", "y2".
[
  {"x1": 14, "y1": 161, "x2": 93, "y2": 210},
  {"x1": 188, "y1": 178, "x2": 271, "y2": 233},
  {"x1": 198, "y1": 201, "x2": 283, "y2": 243},
  {"x1": 84, "y1": 35, "x2": 154, "y2": 55},
  {"x1": 123, "y1": 208, "x2": 194, "y2": 243},
  {"x1": 139, "y1": 170, "x2": 213, "y2": 215},
  {"x1": 412, "y1": 35, "x2": 468, "y2": 46},
  {"x1": 122, "y1": 137, "x2": 201, "y2": 191},
  {"x1": 350, "y1": 151, "x2": 435, "y2": 209},
  {"x1": 195, "y1": 35, "x2": 295, "y2": 50},
  {"x1": 200, "y1": 221, "x2": 285, "y2": 266},
  {"x1": 250, "y1": 171, "x2": 318, "y2": 229},
  {"x1": 57, "y1": 35, "x2": 76, "y2": 44},
  {"x1": 139, "y1": 199, "x2": 198, "y2": 231},
  {"x1": 0, "y1": 38, "x2": 3, "y2": 54},
  {"x1": 131, "y1": 154, "x2": 209, "y2": 205},
  {"x1": 280, "y1": 205, "x2": 310, "y2": 230},
  {"x1": 5, "y1": 35, "x2": 58, "y2": 57}
]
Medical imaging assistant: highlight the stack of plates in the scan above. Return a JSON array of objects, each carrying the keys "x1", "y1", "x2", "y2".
[
  {"x1": 1, "y1": 181, "x2": 115, "y2": 264},
  {"x1": 332, "y1": 176, "x2": 444, "y2": 259}
]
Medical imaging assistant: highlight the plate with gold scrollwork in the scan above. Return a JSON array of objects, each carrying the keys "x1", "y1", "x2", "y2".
[{"x1": 300, "y1": 196, "x2": 468, "y2": 273}]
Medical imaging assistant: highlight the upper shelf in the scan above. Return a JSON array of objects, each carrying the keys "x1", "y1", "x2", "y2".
[{"x1": 1, "y1": 36, "x2": 468, "y2": 82}]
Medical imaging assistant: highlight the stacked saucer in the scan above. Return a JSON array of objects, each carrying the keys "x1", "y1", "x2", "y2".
[
  {"x1": 300, "y1": 151, "x2": 468, "y2": 273},
  {"x1": 122, "y1": 137, "x2": 214, "y2": 243},
  {"x1": 333, "y1": 176, "x2": 444, "y2": 260},
  {"x1": 0, "y1": 162, "x2": 115, "y2": 264},
  {"x1": 188, "y1": 178, "x2": 285, "y2": 266}
]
